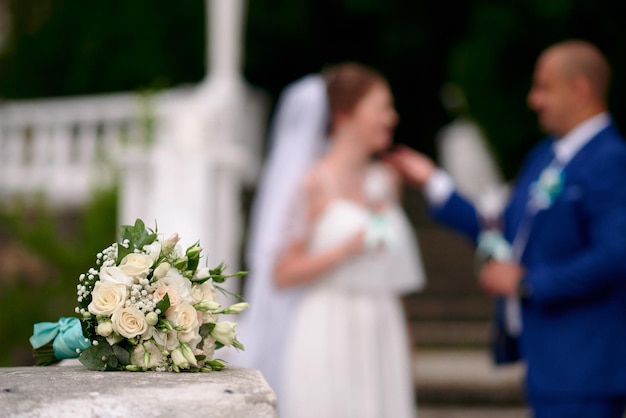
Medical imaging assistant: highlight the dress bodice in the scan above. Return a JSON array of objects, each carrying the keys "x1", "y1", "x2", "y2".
[{"x1": 305, "y1": 165, "x2": 425, "y2": 294}]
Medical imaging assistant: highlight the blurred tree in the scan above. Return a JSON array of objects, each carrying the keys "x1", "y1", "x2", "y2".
[
  {"x1": 0, "y1": 189, "x2": 117, "y2": 366},
  {"x1": 0, "y1": 0, "x2": 205, "y2": 97}
]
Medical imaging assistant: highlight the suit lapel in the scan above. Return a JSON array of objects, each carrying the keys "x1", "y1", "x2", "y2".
[{"x1": 520, "y1": 127, "x2": 611, "y2": 259}]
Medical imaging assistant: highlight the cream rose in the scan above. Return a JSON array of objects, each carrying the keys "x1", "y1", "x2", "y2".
[
  {"x1": 112, "y1": 306, "x2": 149, "y2": 339},
  {"x1": 88, "y1": 282, "x2": 127, "y2": 316},
  {"x1": 119, "y1": 253, "x2": 153, "y2": 279},
  {"x1": 153, "y1": 284, "x2": 182, "y2": 313},
  {"x1": 98, "y1": 266, "x2": 133, "y2": 287},
  {"x1": 190, "y1": 282, "x2": 217, "y2": 304},
  {"x1": 166, "y1": 302, "x2": 199, "y2": 334},
  {"x1": 159, "y1": 269, "x2": 192, "y2": 302}
]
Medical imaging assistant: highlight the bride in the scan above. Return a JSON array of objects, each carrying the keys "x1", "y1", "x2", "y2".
[{"x1": 235, "y1": 62, "x2": 425, "y2": 418}]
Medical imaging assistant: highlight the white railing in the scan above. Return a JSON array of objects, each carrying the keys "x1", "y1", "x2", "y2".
[
  {"x1": 0, "y1": 85, "x2": 266, "y2": 209},
  {"x1": 0, "y1": 0, "x2": 267, "y2": 293},
  {"x1": 0, "y1": 88, "x2": 187, "y2": 207}
]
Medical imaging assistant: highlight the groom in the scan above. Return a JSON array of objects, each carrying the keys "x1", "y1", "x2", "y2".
[{"x1": 388, "y1": 40, "x2": 626, "y2": 417}]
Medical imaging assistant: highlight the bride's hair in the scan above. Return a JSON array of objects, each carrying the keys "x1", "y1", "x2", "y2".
[{"x1": 322, "y1": 62, "x2": 387, "y2": 118}]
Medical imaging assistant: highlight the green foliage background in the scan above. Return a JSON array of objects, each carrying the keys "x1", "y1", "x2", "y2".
[
  {"x1": 0, "y1": 190, "x2": 117, "y2": 366},
  {"x1": 1, "y1": 0, "x2": 626, "y2": 365}
]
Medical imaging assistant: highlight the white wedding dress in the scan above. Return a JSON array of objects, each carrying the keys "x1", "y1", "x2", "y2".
[{"x1": 280, "y1": 164, "x2": 425, "y2": 418}]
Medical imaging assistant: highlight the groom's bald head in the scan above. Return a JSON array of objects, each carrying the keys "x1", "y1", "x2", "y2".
[{"x1": 543, "y1": 40, "x2": 611, "y2": 102}]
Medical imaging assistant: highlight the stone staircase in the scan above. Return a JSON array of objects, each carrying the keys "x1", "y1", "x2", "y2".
[
  {"x1": 402, "y1": 189, "x2": 491, "y2": 350},
  {"x1": 400, "y1": 189, "x2": 526, "y2": 412}
]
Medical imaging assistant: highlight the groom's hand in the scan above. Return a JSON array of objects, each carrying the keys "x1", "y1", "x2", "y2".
[
  {"x1": 479, "y1": 260, "x2": 524, "y2": 296},
  {"x1": 383, "y1": 145, "x2": 436, "y2": 188}
]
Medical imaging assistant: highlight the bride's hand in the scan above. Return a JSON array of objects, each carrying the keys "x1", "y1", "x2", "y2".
[{"x1": 343, "y1": 230, "x2": 366, "y2": 258}]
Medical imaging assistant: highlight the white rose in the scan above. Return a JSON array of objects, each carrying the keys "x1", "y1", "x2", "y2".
[
  {"x1": 145, "y1": 312, "x2": 159, "y2": 326},
  {"x1": 152, "y1": 329, "x2": 179, "y2": 351},
  {"x1": 159, "y1": 269, "x2": 192, "y2": 302},
  {"x1": 143, "y1": 242, "x2": 162, "y2": 262},
  {"x1": 153, "y1": 285, "x2": 181, "y2": 314},
  {"x1": 152, "y1": 262, "x2": 170, "y2": 280},
  {"x1": 180, "y1": 342, "x2": 198, "y2": 367},
  {"x1": 195, "y1": 267, "x2": 210, "y2": 280},
  {"x1": 119, "y1": 253, "x2": 153, "y2": 279},
  {"x1": 178, "y1": 329, "x2": 202, "y2": 348},
  {"x1": 166, "y1": 302, "x2": 199, "y2": 334},
  {"x1": 96, "y1": 321, "x2": 113, "y2": 337},
  {"x1": 171, "y1": 347, "x2": 189, "y2": 369},
  {"x1": 98, "y1": 266, "x2": 133, "y2": 287},
  {"x1": 210, "y1": 321, "x2": 237, "y2": 347},
  {"x1": 112, "y1": 306, "x2": 149, "y2": 339},
  {"x1": 202, "y1": 311, "x2": 218, "y2": 324},
  {"x1": 140, "y1": 325, "x2": 155, "y2": 342},
  {"x1": 131, "y1": 340, "x2": 164, "y2": 369},
  {"x1": 191, "y1": 282, "x2": 217, "y2": 304},
  {"x1": 88, "y1": 282, "x2": 127, "y2": 316},
  {"x1": 202, "y1": 337, "x2": 216, "y2": 360}
]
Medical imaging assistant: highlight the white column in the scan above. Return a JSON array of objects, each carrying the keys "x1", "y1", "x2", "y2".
[{"x1": 206, "y1": 0, "x2": 245, "y2": 82}]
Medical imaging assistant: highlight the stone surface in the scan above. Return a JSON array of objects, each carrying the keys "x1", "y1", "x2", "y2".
[{"x1": 0, "y1": 365, "x2": 277, "y2": 418}]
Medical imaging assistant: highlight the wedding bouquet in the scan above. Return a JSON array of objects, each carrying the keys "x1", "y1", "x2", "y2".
[{"x1": 30, "y1": 219, "x2": 248, "y2": 372}]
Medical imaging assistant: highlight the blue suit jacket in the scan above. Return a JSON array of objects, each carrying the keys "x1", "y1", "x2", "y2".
[{"x1": 431, "y1": 123, "x2": 626, "y2": 401}]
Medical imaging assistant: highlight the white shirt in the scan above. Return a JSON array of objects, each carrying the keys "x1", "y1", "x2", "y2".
[{"x1": 424, "y1": 112, "x2": 611, "y2": 207}]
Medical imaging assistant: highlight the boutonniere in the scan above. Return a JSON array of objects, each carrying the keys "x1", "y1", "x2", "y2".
[{"x1": 529, "y1": 164, "x2": 565, "y2": 211}]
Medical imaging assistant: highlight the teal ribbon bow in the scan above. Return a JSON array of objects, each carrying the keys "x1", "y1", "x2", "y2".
[
  {"x1": 364, "y1": 213, "x2": 396, "y2": 250},
  {"x1": 30, "y1": 317, "x2": 91, "y2": 360}
]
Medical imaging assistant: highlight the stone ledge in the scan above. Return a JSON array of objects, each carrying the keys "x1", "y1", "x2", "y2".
[{"x1": 0, "y1": 365, "x2": 277, "y2": 418}]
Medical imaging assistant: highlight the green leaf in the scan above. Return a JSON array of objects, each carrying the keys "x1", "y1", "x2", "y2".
[
  {"x1": 187, "y1": 257, "x2": 199, "y2": 273},
  {"x1": 81, "y1": 317, "x2": 97, "y2": 341},
  {"x1": 156, "y1": 293, "x2": 170, "y2": 314},
  {"x1": 138, "y1": 232, "x2": 157, "y2": 248},
  {"x1": 117, "y1": 219, "x2": 157, "y2": 258},
  {"x1": 107, "y1": 355, "x2": 119, "y2": 369},
  {"x1": 134, "y1": 218, "x2": 145, "y2": 233},
  {"x1": 113, "y1": 345, "x2": 130, "y2": 366},
  {"x1": 79, "y1": 342, "x2": 114, "y2": 371},
  {"x1": 116, "y1": 243, "x2": 133, "y2": 264},
  {"x1": 199, "y1": 323, "x2": 215, "y2": 338},
  {"x1": 206, "y1": 359, "x2": 226, "y2": 371}
]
